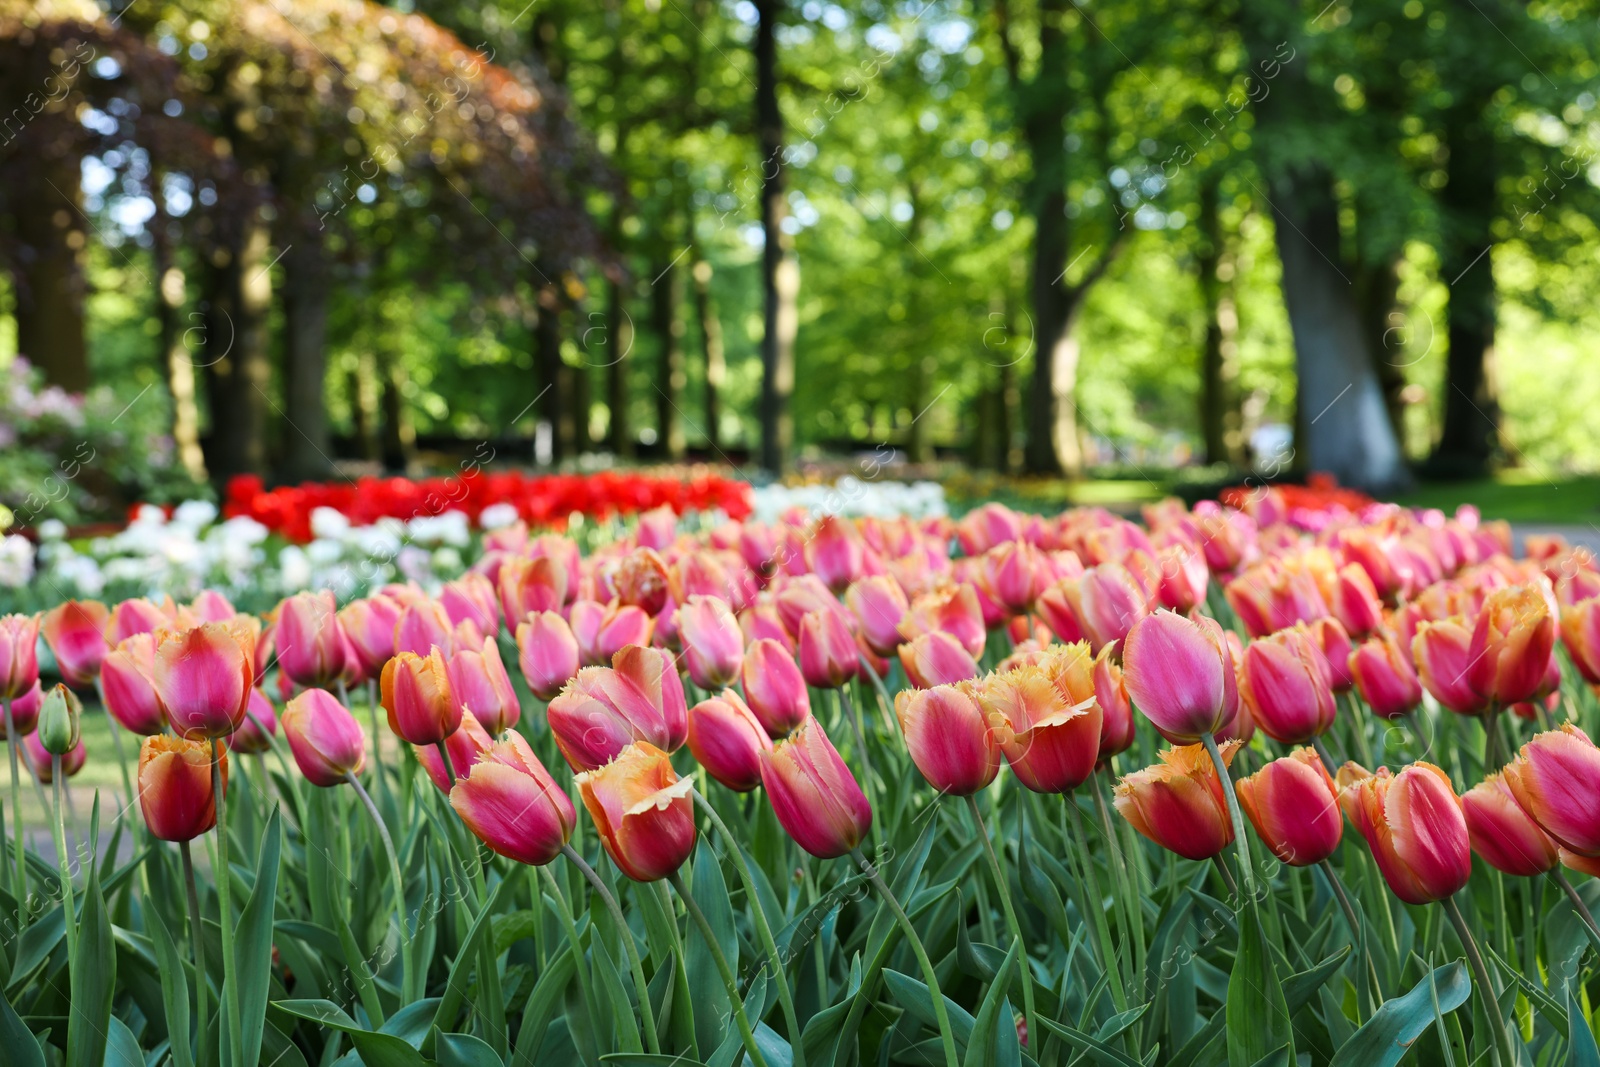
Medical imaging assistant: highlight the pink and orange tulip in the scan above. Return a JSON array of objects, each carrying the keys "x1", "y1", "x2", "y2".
[
  {"x1": 380, "y1": 648, "x2": 459, "y2": 746},
  {"x1": 678, "y1": 595, "x2": 745, "y2": 690},
  {"x1": 447, "y1": 635, "x2": 521, "y2": 735},
  {"x1": 101, "y1": 634, "x2": 168, "y2": 735},
  {"x1": 898, "y1": 630, "x2": 980, "y2": 689},
  {"x1": 686, "y1": 692, "x2": 772, "y2": 792},
  {"x1": 1347, "y1": 635, "x2": 1423, "y2": 720},
  {"x1": 417, "y1": 709, "x2": 497, "y2": 792},
  {"x1": 741, "y1": 638, "x2": 811, "y2": 738},
  {"x1": 1462, "y1": 773, "x2": 1559, "y2": 877},
  {"x1": 138, "y1": 734, "x2": 226, "y2": 841},
  {"x1": 576, "y1": 741, "x2": 696, "y2": 881},
  {"x1": 1339, "y1": 762, "x2": 1471, "y2": 905},
  {"x1": 976, "y1": 648, "x2": 1102, "y2": 794},
  {"x1": 1501, "y1": 724, "x2": 1600, "y2": 858},
  {"x1": 453, "y1": 733, "x2": 576, "y2": 866},
  {"x1": 152, "y1": 621, "x2": 256, "y2": 739},
  {"x1": 0, "y1": 613, "x2": 40, "y2": 701},
  {"x1": 894, "y1": 684, "x2": 1000, "y2": 796},
  {"x1": 281, "y1": 688, "x2": 368, "y2": 786},
  {"x1": 516, "y1": 611, "x2": 582, "y2": 700},
  {"x1": 1122, "y1": 610, "x2": 1238, "y2": 744},
  {"x1": 1115, "y1": 742, "x2": 1238, "y2": 861},
  {"x1": 1240, "y1": 627, "x2": 1338, "y2": 745},
  {"x1": 40, "y1": 600, "x2": 109, "y2": 689},
  {"x1": 1236, "y1": 748, "x2": 1342, "y2": 867},
  {"x1": 761, "y1": 718, "x2": 872, "y2": 859}
]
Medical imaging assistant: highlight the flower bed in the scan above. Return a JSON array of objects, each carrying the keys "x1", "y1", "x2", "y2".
[{"x1": 1, "y1": 486, "x2": 1598, "y2": 1067}]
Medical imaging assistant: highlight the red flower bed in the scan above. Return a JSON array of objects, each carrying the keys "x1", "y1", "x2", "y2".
[
  {"x1": 222, "y1": 469, "x2": 753, "y2": 542},
  {"x1": 1219, "y1": 473, "x2": 1375, "y2": 518}
]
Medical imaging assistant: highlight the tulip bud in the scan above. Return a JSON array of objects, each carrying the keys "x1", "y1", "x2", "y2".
[
  {"x1": 40, "y1": 600, "x2": 110, "y2": 689},
  {"x1": 1462, "y1": 772, "x2": 1559, "y2": 877},
  {"x1": 741, "y1": 638, "x2": 812, "y2": 738},
  {"x1": 37, "y1": 684, "x2": 81, "y2": 756},
  {"x1": 1114, "y1": 742, "x2": 1238, "y2": 860},
  {"x1": 99, "y1": 634, "x2": 167, "y2": 735},
  {"x1": 417, "y1": 708, "x2": 496, "y2": 791},
  {"x1": 799, "y1": 610, "x2": 859, "y2": 689},
  {"x1": 1240, "y1": 627, "x2": 1338, "y2": 745},
  {"x1": 0, "y1": 613, "x2": 41, "y2": 700},
  {"x1": 760, "y1": 719, "x2": 872, "y2": 859},
  {"x1": 576, "y1": 741, "x2": 696, "y2": 880},
  {"x1": 380, "y1": 648, "x2": 460, "y2": 746},
  {"x1": 233, "y1": 689, "x2": 278, "y2": 754},
  {"x1": 1347, "y1": 635, "x2": 1422, "y2": 720},
  {"x1": 138, "y1": 734, "x2": 226, "y2": 841},
  {"x1": 517, "y1": 611, "x2": 582, "y2": 700},
  {"x1": 276, "y1": 591, "x2": 353, "y2": 689},
  {"x1": 1236, "y1": 748, "x2": 1342, "y2": 867},
  {"x1": 1339, "y1": 762, "x2": 1471, "y2": 905},
  {"x1": 281, "y1": 688, "x2": 368, "y2": 787},
  {"x1": 452, "y1": 733, "x2": 577, "y2": 866},
  {"x1": 1501, "y1": 724, "x2": 1600, "y2": 858},
  {"x1": 448, "y1": 636, "x2": 521, "y2": 736},
  {"x1": 1123, "y1": 610, "x2": 1237, "y2": 744},
  {"x1": 679, "y1": 596, "x2": 745, "y2": 690},
  {"x1": 153, "y1": 621, "x2": 256, "y2": 739},
  {"x1": 976, "y1": 646, "x2": 1102, "y2": 794},
  {"x1": 687, "y1": 692, "x2": 772, "y2": 792},
  {"x1": 1412, "y1": 617, "x2": 1489, "y2": 716},
  {"x1": 845, "y1": 576, "x2": 909, "y2": 657},
  {"x1": 894, "y1": 684, "x2": 999, "y2": 796}
]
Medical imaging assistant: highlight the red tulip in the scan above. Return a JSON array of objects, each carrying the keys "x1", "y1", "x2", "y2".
[
  {"x1": 978, "y1": 646, "x2": 1102, "y2": 793},
  {"x1": 152, "y1": 621, "x2": 256, "y2": 739},
  {"x1": 1462, "y1": 773, "x2": 1559, "y2": 877},
  {"x1": 380, "y1": 648, "x2": 459, "y2": 746},
  {"x1": 1236, "y1": 748, "x2": 1342, "y2": 867},
  {"x1": 679, "y1": 596, "x2": 745, "y2": 690},
  {"x1": 741, "y1": 638, "x2": 811, "y2": 738},
  {"x1": 760, "y1": 718, "x2": 872, "y2": 859},
  {"x1": 516, "y1": 611, "x2": 581, "y2": 700},
  {"x1": 138, "y1": 734, "x2": 226, "y2": 841},
  {"x1": 898, "y1": 631, "x2": 980, "y2": 689},
  {"x1": 276, "y1": 591, "x2": 353, "y2": 689},
  {"x1": 1339, "y1": 762, "x2": 1471, "y2": 905},
  {"x1": 1240, "y1": 627, "x2": 1338, "y2": 745},
  {"x1": 281, "y1": 688, "x2": 368, "y2": 787},
  {"x1": 448, "y1": 636, "x2": 520, "y2": 735},
  {"x1": 1348, "y1": 635, "x2": 1423, "y2": 720},
  {"x1": 417, "y1": 709, "x2": 496, "y2": 792},
  {"x1": 1114, "y1": 742, "x2": 1238, "y2": 861},
  {"x1": 452, "y1": 732, "x2": 576, "y2": 866},
  {"x1": 894, "y1": 684, "x2": 999, "y2": 796},
  {"x1": 1501, "y1": 724, "x2": 1600, "y2": 858},
  {"x1": 577, "y1": 741, "x2": 696, "y2": 881},
  {"x1": 40, "y1": 600, "x2": 109, "y2": 689},
  {"x1": 1122, "y1": 610, "x2": 1237, "y2": 744},
  {"x1": 687, "y1": 692, "x2": 772, "y2": 792}
]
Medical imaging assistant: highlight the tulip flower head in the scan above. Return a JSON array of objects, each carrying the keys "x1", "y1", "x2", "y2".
[
  {"x1": 447, "y1": 635, "x2": 521, "y2": 735},
  {"x1": 1347, "y1": 635, "x2": 1423, "y2": 720},
  {"x1": 0, "y1": 613, "x2": 40, "y2": 701},
  {"x1": 679, "y1": 595, "x2": 745, "y2": 689},
  {"x1": 452, "y1": 733, "x2": 577, "y2": 867},
  {"x1": 741, "y1": 638, "x2": 812, "y2": 738},
  {"x1": 516, "y1": 611, "x2": 582, "y2": 700},
  {"x1": 1240, "y1": 627, "x2": 1338, "y2": 745},
  {"x1": 1092, "y1": 645, "x2": 1137, "y2": 761},
  {"x1": 799, "y1": 609, "x2": 859, "y2": 689},
  {"x1": 1501, "y1": 724, "x2": 1600, "y2": 858},
  {"x1": 687, "y1": 692, "x2": 772, "y2": 792},
  {"x1": 152, "y1": 621, "x2": 256, "y2": 740},
  {"x1": 417, "y1": 709, "x2": 496, "y2": 791},
  {"x1": 1559, "y1": 596, "x2": 1600, "y2": 685},
  {"x1": 1236, "y1": 748, "x2": 1342, "y2": 866},
  {"x1": 104, "y1": 598, "x2": 170, "y2": 646},
  {"x1": 1338, "y1": 762, "x2": 1471, "y2": 905},
  {"x1": 894, "y1": 684, "x2": 1000, "y2": 796},
  {"x1": 900, "y1": 584, "x2": 987, "y2": 659},
  {"x1": 281, "y1": 688, "x2": 368, "y2": 787},
  {"x1": 576, "y1": 741, "x2": 696, "y2": 881},
  {"x1": 547, "y1": 645, "x2": 688, "y2": 771},
  {"x1": 760, "y1": 718, "x2": 872, "y2": 859},
  {"x1": 276, "y1": 591, "x2": 353, "y2": 689},
  {"x1": 338, "y1": 595, "x2": 402, "y2": 679},
  {"x1": 1114, "y1": 741, "x2": 1239, "y2": 861},
  {"x1": 99, "y1": 633, "x2": 167, "y2": 736},
  {"x1": 1462, "y1": 773, "x2": 1560, "y2": 877},
  {"x1": 1, "y1": 682, "x2": 42, "y2": 739},
  {"x1": 898, "y1": 630, "x2": 981, "y2": 689},
  {"x1": 498, "y1": 555, "x2": 570, "y2": 626},
  {"x1": 393, "y1": 600, "x2": 455, "y2": 659},
  {"x1": 40, "y1": 600, "x2": 110, "y2": 689},
  {"x1": 233, "y1": 689, "x2": 278, "y2": 754},
  {"x1": 139, "y1": 735, "x2": 226, "y2": 841},
  {"x1": 1467, "y1": 586, "x2": 1556, "y2": 708},
  {"x1": 439, "y1": 573, "x2": 500, "y2": 637},
  {"x1": 845, "y1": 576, "x2": 910, "y2": 656},
  {"x1": 1412, "y1": 617, "x2": 1490, "y2": 716},
  {"x1": 975, "y1": 646, "x2": 1103, "y2": 794},
  {"x1": 380, "y1": 648, "x2": 460, "y2": 746},
  {"x1": 1122, "y1": 610, "x2": 1238, "y2": 744}
]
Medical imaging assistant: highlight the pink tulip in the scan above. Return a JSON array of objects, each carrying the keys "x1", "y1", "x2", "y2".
[
  {"x1": 448, "y1": 636, "x2": 521, "y2": 735},
  {"x1": 1240, "y1": 627, "x2": 1338, "y2": 745},
  {"x1": 898, "y1": 631, "x2": 980, "y2": 689},
  {"x1": 799, "y1": 610, "x2": 858, "y2": 689},
  {"x1": 516, "y1": 611, "x2": 581, "y2": 700},
  {"x1": 679, "y1": 596, "x2": 745, "y2": 690},
  {"x1": 1062, "y1": 563, "x2": 1149, "y2": 654},
  {"x1": 104, "y1": 598, "x2": 169, "y2": 646},
  {"x1": 188, "y1": 590, "x2": 238, "y2": 624},
  {"x1": 981, "y1": 541, "x2": 1042, "y2": 614},
  {"x1": 338, "y1": 595, "x2": 402, "y2": 679},
  {"x1": 1348, "y1": 635, "x2": 1423, "y2": 720},
  {"x1": 0, "y1": 613, "x2": 40, "y2": 701},
  {"x1": 152, "y1": 621, "x2": 256, "y2": 739},
  {"x1": 1236, "y1": 748, "x2": 1342, "y2": 867},
  {"x1": 760, "y1": 718, "x2": 872, "y2": 858},
  {"x1": 380, "y1": 648, "x2": 459, "y2": 746},
  {"x1": 741, "y1": 638, "x2": 812, "y2": 738},
  {"x1": 281, "y1": 688, "x2": 368, "y2": 787},
  {"x1": 547, "y1": 646, "x2": 688, "y2": 771},
  {"x1": 1412, "y1": 617, "x2": 1490, "y2": 716},
  {"x1": 40, "y1": 600, "x2": 109, "y2": 689},
  {"x1": 1501, "y1": 724, "x2": 1600, "y2": 858},
  {"x1": 1307, "y1": 617, "x2": 1354, "y2": 694},
  {"x1": 1340, "y1": 762, "x2": 1471, "y2": 905},
  {"x1": 1331, "y1": 564, "x2": 1385, "y2": 639},
  {"x1": 393, "y1": 600, "x2": 455, "y2": 659},
  {"x1": 233, "y1": 689, "x2": 278, "y2": 754},
  {"x1": 687, "y1": 692, "x2": 773, "y2": 792},
  {"x1": 845, "y1": 576, "x2": 910, "y2": 656},
  {"x1": 570, "y1": 601, "x2": 653, "y2": 666},
  {"x1": 900, "y1": 584, "x2": 987, "y2": 659},
  {"x1": 452, "y1": 733, "x2": 576, "y2": 866},
  {"x1": 417, "y1": 709, "x2": 496, "y2": 791},
  {"x1": 807, "y1": 515, "x2": 864, "y2": 592},
  {"x1": 894, "y1": 684, "x2": 999, "y2": 795},
  {"x1": 739, "y1": 602, "x2": 794, "y2": 654},
  {"x1": 101, "y1": 634, "x2": 168, "y2": 735},
  {"x1": 26, "y1": 731, "x2": 86, "y2": 782},
  {"x1": 1093, "y1": 645, "x2": 1136, "y2": 761},
  {"x1": 1122, "y1": 610, "x2": 1237, "y2": 744},
  {"x1": 498, "y1": 555, "x2": 569, "y2": 626},
  {"x1": 276, "y1": 591, "x2": 354, "y2": 689},
  {"x1": 440, "y1": 573, "x2": 501, "y2": 637},
  {"x1": 1463, "y1": 772, "x2": 1559, "y2": 877}
]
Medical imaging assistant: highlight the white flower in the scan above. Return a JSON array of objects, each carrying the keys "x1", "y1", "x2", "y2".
[
  {"x1": 310, "y1": 507, "x2": 351, "y2": 541},
  {"x1": 0, "y1": 535, "x2": 34, "y2": 588},
  {"x1": 479, "y1": 503, "x2": 520, "y2": 530},
  {"x1": 408, "y1": 511, "x2": 471, "y2": 547},
  {"x1": 278, "y1": 546, "x2": 312, "y2": 591},
  {"x1": 173, "y1": 499, "x2": 219, "y2": 528},
  {"x1": 36, "y1": 520, "x2": 67, "y2": 542},
  {"x1": 306, "y1": 538, "x2": 345, "y2": 566}
]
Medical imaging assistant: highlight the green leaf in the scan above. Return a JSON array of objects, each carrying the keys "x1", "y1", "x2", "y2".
[
  {"x1": 433, "y1": 876, "x2": 516, "y2": 1034},
  {"x1": 1282, "y1": 946, "x2": 1352, "y2": 1015},
  {"x1": 0, "y1": 986, "x2": 44, "y2": 1067},
  {"x1": 104, "y1": 1015, "x2": 143, "y2": 1067},
  {"x1": 144, "y1": 900, "x2": 195, "y2": 1067},
  {"x1": 1226, "y1": 899, "x2": 1291, "y2": 1067},
  {"x1": 1567, "y1": 986, "x2": 1599, "y2": 1067},
  {"x1": 380, "y1": 999, "x2": 444, "y2": 1047},
  {"x1": 1034, "y1": 1017, "x2": 1145, "y2": 1067},
  {"x1": 68, "y1": 841, "x2": 114, "y2": 1067},
  {"x1": 435, "y1": 1028, "x2": 505, "y2": 1067},
  {"x1": 883, "y1": 969, "x2": 977, "y2": 1048},
  {"x1": 963, "y1": 939, "x2": 1019, "y2": 1067},
  {"x1": 272, "y1": 1000, "x2": 431, "y2": 1067},
  {"x1": 686, "y1": 842, "x2": 737, "y2": 1054},
  {"x1": 598, "y1": 1057, "x2": 711, "y2": 1066},
  {"x1": 1329, "y1": 962, "x2": 1471, "y2": 1067},
  {"x1": 239, "y1": 808, "x2": 283, "y2": 1067},
  {"x1": 511, "y1": 948, "x2": 575, "y2": 1067}
]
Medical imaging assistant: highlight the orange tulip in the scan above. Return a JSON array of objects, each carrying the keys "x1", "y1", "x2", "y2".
[
  {"x1": 1114, "y1": 742, "x2": 1239, "y2": 861},
  {"x1": 1339, "y1": 762, "x2": 1471, "y2": 905},
  {"x1": 138, "y1": 734, "x2": 226, "y2": 841},
  {"x1": 576, "y1": 741, "x2": 696, "y2": 881},
  {"x1": 894, "y1": 684, "x2": 1000, "y2": 796},
  {"x1": 380, "y1": 648, "x2": 459, "y2": 746},
  {"x1": 976, "y1": 646, "x2": 1102, "y2": 794}
]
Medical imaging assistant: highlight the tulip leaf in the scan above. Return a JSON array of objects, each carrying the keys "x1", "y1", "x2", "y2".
[
  {"x1": 272, "y1": 999, "x2": 432, "y2": 1067},
  {"x1": 1328, "y1": 961, "x2": 1471, "y2": 1067},
  {"x1": 598, "y1": 1056, "x2": 710, "y2": 1066},
  {"x1": 0, "y1": 986, "x2": 43, "y2": 1067},
  {"x1": 433, "y1": 875, "x2": 516, "y2": 1034},
  {"x1": 884, "y1": 968, "x2": 977, "y2": 1048},
  {"x1": 1283, "y1": 946, "x2": 1353, "y2": 1015},
  {"x1": 67, "y1": 841, "x2": 114, "y2": 1067},
  {"x1": 685, "y1": 841, "x2": 738, "y2": 1053},
  {"x1": 434, "y1": 1028, "x2": 504, "y2": 1067},
  {"x1": 1567, "y1": 985, "x2": 1600, "y2": 1067},
  {"x1": 104, "y1": 1014, "x2": 142, "y2": 1067},
  {"x1": 1034, "y1": 1016, "x2": 1145, "y2": 1067},
  {"x1": 239, "y1": 808, "x2": 283, "y2": 1067},
  {"x1": 143, "y1": 898, "x2": 195, "y2": 1067},
  {"x1": 510, "y1": 947, "x2": 575, "y2": 1067},
  {"x1": 1225, "y1": 899, "x2": 1292, "y2": 1067},
  {"x1": 962, "y1": 939, "x2": 1019, "y2": 1067},
  {"x1": 380, "y1": 999, "x2": 445, "y2": 1047}
]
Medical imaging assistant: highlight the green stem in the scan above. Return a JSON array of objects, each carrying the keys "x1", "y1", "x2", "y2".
[
  {"x1": 536, "y1": 865, "x2": 602, "y2": 1052},
  {"x1": 5, "y1": 699, "x2": 24, "y2": 925},
  {"x1": 1063, "y1": 793, "x2": 1128, "y2": 1012},
  {"x1": 1442, "y1": 895, "x2": 1512, "y2": 1067},
  {"x1": 1201, "y1": 732, "x2": 1255, "y2": 901},
  {"x1": 434, "y1": 739, "x2": 457, "y2": 789},
  {"x1": 51, "y1": 756, "x2": 76, "y2": 964},
  {"x1": 1344, "y1": 691, "x2": 1374, "y2": 769},
  {"x1": 212, "y1": 740, "x2": 242, "y2": 1067},
  {"x1": 560, "y1": 844, "x2": 661, "y2": 1054},
  {"x1": 181, "y1": 840, "x2": 212, "y2": 1067},
  {"x1": 1311, "y1": 734, "x2": 1338, "y2": 776},
  {"x1": 366, "y1": 679, "x2": 390, "y2": 813},
  {"x1": 1552, "y1": 868, "x2": 1600, "y2": 953},
  {"x1": 837, "y1": 686, "x2": 876, "y2": 805},
  {"x1": 1319, "y1": 858, "x2": 1381, "y2": 1018},
  {"x1": 965, "y1": 794, "x2": 1036, "y2": 1047},
  {"x1": 345, "y1": 772, "x2": 413, "y2": 1003},
  {"x1": 694, "y1": 789, "x2": 805, "y2": 1067},
  {"x1": 669, "y1": 869, "x2": 771, "y2": 1067},
  {"x1": 851, "y1": 847, "x2": 960, "y2": 1067}
]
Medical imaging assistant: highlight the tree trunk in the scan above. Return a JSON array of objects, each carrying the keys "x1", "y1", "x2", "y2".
[
  {"x1": 13, "y1": 152, "x2": 89, "y2": 391},
  {"x1": 280, "y1": 233, "x2": 331, "y2": 482},
  {"x1": 1197, "y1": 177, "x2": 1240, "y2": 464},
  {"x1": 348, "y1": 353, "x2": 379, "y2": 462},
  {"x1": 152, "y1": 207, "x2": 206, "y2": 484},
  {"x1": 652, "y1": 253, "x2": 687, "y2": 460},
  {"x1": 376, "y1": 346, "x2": 414, "y2": 473},
  {"x1": 692, "y1": 252, "x2": 725, "y2": 453},
  {"x1": 1431, "y1": 99, "x2": 1500, "y2": 477},
  {"x1": 200, "y1": 215, "x2": 273, "y2": 484},
  {"x1": 755, "y1": 0, "x2": 797, "y2": 474},
  {"x1": 1354, "y1": 256, "x2": 1408, "y2": 447},
  {"x1": 605, "y1": 276, "x2": 634, "y2": 457},
  {"x1": 534, "y1": 272, "x2": 567, "y2": 465}
]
